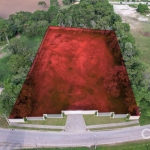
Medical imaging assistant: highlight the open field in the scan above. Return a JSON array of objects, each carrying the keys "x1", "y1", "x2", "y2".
[
  {"x1": 113, "y1": 5, "x2": 150, "y2": 69},
  {"x1": 0, "y1": 0, "x2": 63, "y2": 19}
]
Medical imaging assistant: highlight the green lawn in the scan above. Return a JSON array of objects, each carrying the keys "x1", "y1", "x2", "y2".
[
  {"x1": 19, "y1": 35, "x2": 43, "y2": 50},
  {"x1": 9, "y1": 126, "x2": 62, "y2": 131},
  {"x1": 129, "y1": 4, "x2": 138, "y2": 8},
  {"x1": 83, "y1": 115, "x2": 128, "y2": 125},
  {"x1": 26, "y1": 116, "x2": 67, "y2": 126}
]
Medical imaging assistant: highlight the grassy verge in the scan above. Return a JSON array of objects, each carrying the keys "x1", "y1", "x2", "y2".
[
  {"x1": 9, "y1": 126, "x2": 62, "y2": 132},
  {"x1": 129, "y1": 4, "x2": 138, "y2": 8},
  {"x1": 83, "y1": 115, "x2": 129, "y2": 125},
  {"x1": 25, "y1": 116, "x2": 67, "y2": 126}
]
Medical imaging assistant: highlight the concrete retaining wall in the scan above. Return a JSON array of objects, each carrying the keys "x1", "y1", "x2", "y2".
[
  {"x1": 26, "y1": 117, "x2": 44, "y2": 120},
  {"x1": 113, "y1": 114, "x2": 128, "y2": 118},
  {"x1": 62, "y1": 110, "x2": 97, "y2": 115},
  {"x1": 8, "y1": 119, "x2": 25, "y2": 123},
  {"x1": 98, "y1": 112, "x2": 111, "y2": 116},
  {"x1": 46, "y1": 114, "x2": 63, "y2": 118},
  {"x1": 129, "y1": 116, "x2": 140, "y2": 120}
]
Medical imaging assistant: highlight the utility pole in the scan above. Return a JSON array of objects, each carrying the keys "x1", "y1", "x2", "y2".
[
  {"x1": 94, "y1": 135, "x2": 97, "y2": 149},
  {"x1": 35, "y1": 137, "x2": 38, "y2": 150}
]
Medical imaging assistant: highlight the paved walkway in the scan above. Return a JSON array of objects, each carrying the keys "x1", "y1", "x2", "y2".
[
  {"x1": 9, "y1": 123, "x2": 65, "y2": 130},
  {"x1": 87, "y1": 120, "x2": 139, "y2": 129},
  {"x1": 64, "y1": 114, "x2": 87, "y2": 132}
]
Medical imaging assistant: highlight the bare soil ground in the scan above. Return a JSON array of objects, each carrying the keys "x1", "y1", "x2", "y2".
[
  {"x1": 113, "y1": 5, "x2": 150, "y2": 33},
  {"x1": 9, "y1": 27, "x2": 137, "y2": 118},
  {"x1": 0, "y1": 0, "x2": 63, "y2": 19}
]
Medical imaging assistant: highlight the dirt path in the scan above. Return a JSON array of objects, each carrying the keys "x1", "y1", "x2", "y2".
[
  {"x1": 0, "y1": 88, "x2": 4, "y2": 95},
  {"x1": 0, "y1": 0, "x2": 63, "y2": 19},
  {"x1": 113, "y1": 5, "x2": 150, "y2": 31},
  {"x1": 113, "y1": 4, "x2": 150, "y2": 82}
]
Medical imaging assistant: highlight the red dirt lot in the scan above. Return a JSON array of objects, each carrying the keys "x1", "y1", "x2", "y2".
[{"x1": 9, "y1": 27, "x2": 138, "y2": 118}]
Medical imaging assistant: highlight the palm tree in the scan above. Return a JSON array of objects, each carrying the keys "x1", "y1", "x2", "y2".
[{"x1": 56, "y1": 13, "x2": 64, "y2": 26}]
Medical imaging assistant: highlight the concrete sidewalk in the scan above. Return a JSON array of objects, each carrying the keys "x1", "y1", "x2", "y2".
[
  {"x1": 64, "y1": 114, "x2": 87, "y2": 132},
  {"x1": 87, "y1": 120, "x2": 139, "y2": 129}
]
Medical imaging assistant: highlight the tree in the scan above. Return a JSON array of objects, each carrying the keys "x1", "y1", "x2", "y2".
[
  {"x1": 50, "y1": 0, "x2": 60, "y2": 8},
  {"x1": 62, "y1": 0, "x2": 76, "y2": 5},
  {"x1": 56, "y1": 12, "x2": 64, "y2": 26},
  {"x1": 38, "y1": 1, "x2": 47, "y2": 7},
  {"x1": 8, "y1": 39, "x2": 27, "y2": 54},
  {"x1": 137, "y1": 3, "x2": 149, "y2": 13},
  {"x1": 47, "y1": 6, "x2": 59, "y2": 22},
  {"x1": 0, "y1": 18, "x2": 10, "y2": 44},
  {"x1": 0, "y1": 91, "x2": 14, "y2": 116}
]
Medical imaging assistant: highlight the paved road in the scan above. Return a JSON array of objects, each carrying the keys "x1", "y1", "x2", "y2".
[
  {"x1": 0, "y1": 124, "x2": 150, "y2": 149},
  {"x1": 109, "y1": 1, "x2": 150, "y2": 5}
]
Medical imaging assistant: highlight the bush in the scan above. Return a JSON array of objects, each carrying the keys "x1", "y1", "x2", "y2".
[
  {"x1": 24, "y1": 117, "x2": 27, "y2": 122},
  {"x1": 44, "y1": 115, "x2": 47, "y2": 120},
  {"x1": 126, "y1": 114, "x2": 130, "y2": 120},
  {"x1": 137, "y1": 3, "x2": 149, "y2": 13}
]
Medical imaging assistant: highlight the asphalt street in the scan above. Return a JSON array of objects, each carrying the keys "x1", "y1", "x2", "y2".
[{"x1": 0, "y1": 124, "x2": 150, "y2": 149}]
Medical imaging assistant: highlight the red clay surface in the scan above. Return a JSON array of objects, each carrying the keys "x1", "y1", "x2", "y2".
[{"x1": 9, "y1": 27, "x2": 138, "y2": 118}]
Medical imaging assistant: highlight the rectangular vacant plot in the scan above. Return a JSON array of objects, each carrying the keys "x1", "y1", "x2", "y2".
[{"x1": 9, "y1": 27, "x2": 138, "y2": 118}]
